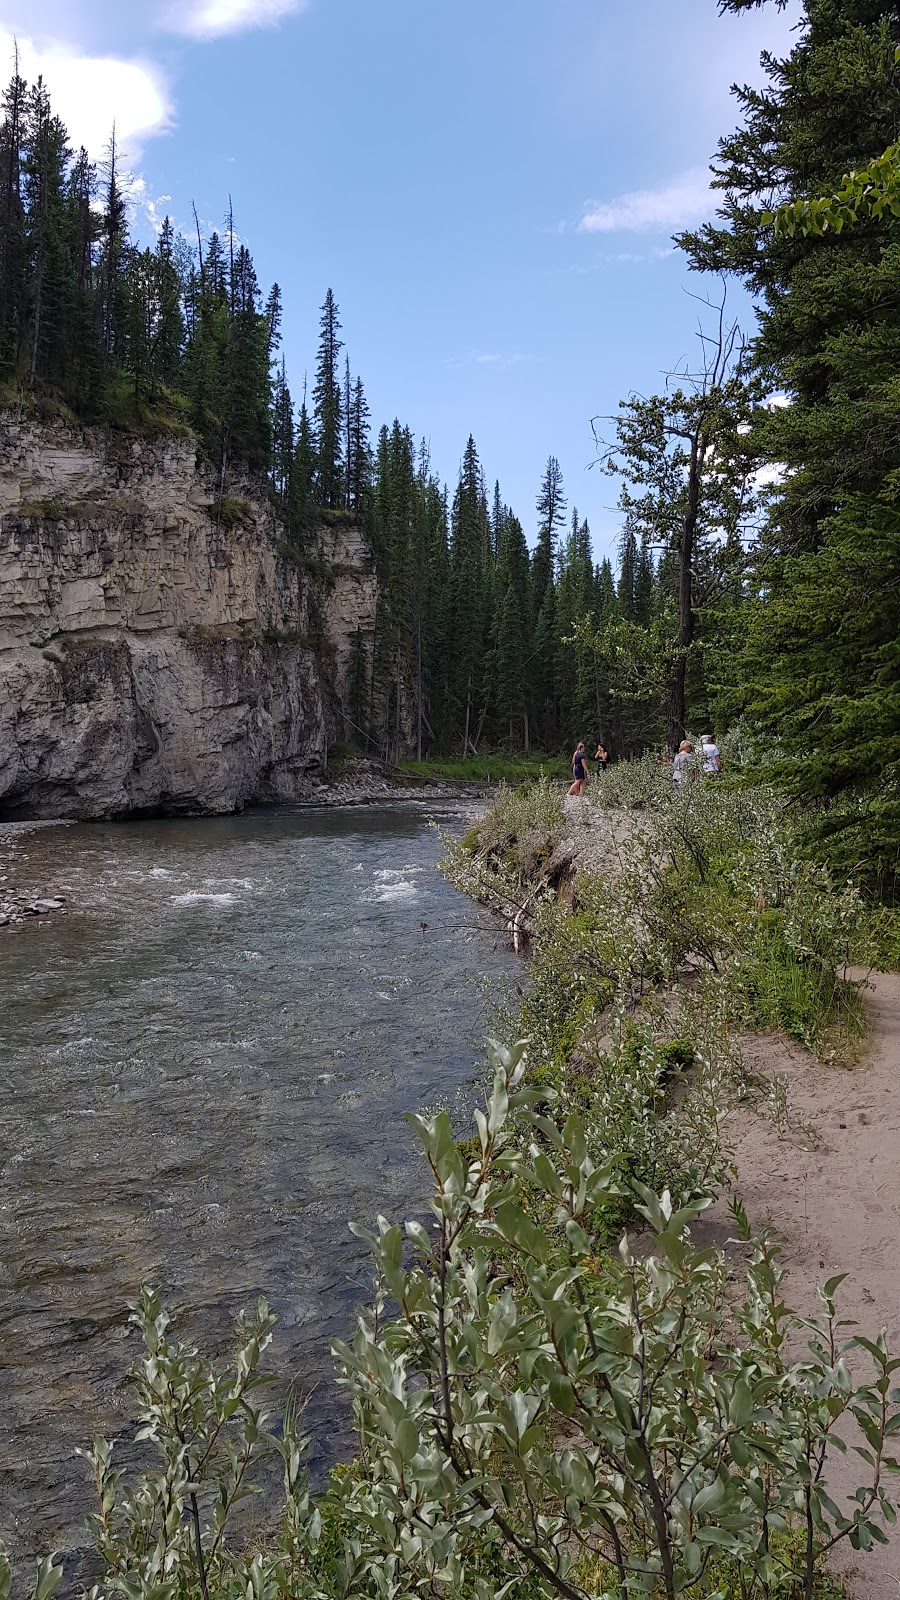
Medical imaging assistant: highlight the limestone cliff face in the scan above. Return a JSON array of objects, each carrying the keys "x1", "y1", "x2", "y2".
[{"x1": 0, "y1": 413, "x2": 377, "y2": 818}]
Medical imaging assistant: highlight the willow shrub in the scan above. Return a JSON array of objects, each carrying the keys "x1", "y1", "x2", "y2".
[
  {"x1": 451, "y1": 770, "x2": 872, "y2": 1065},
  {"x1": 9, "y1": 1042, "x2": 898, "y2": 1600}
]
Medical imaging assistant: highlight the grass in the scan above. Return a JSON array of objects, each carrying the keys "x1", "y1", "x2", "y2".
[
  {"x1": 208, "y1": 494, "x2": 252, "y2": 530},
  {"x1": 399, "y1": 751, "x2": 566, "y2": 785},
  {"x1": 574, "y1": 1529, "x2": 850, "y2": 1600},
  {"x1": 0, "y1": 372, "x2": 194, "y2": 439}
]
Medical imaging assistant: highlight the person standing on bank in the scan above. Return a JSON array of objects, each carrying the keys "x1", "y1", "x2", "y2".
[
  {"x1": 700, "y1": 734, "x2": 721, "y2": 776},
  {"x1": 673, "y1": 739, "x2": 694, "y2": 788},
  {"x1": 595, "y1": 742, "x2": 610, "y2": 775},
  {"x1": 568, "y1": 742, "x2": 588, "y2": 796}
]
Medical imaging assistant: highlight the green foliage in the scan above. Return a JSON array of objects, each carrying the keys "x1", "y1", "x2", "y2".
[
  {"x1": 0, "y1": 796, "x2": 893, "y2": 1600},
  {"x1": 0, "y1": 1291, "x2": 327, "y2": 1600},
  {"x1": 730, "y1": 499, "x2": 900, "y2": 893},
  {"x1": 595, "y1": 345, "x2": 760, "y2": 751},
  {"x1": 209, "y1": 494, "x2": 253, "y2": 530},
  {"x1": 399, "y1": 753, "x2": 557, "y2": 784},
  {"x1": 337, "y1": 1044, "x2": 899, "y2": 1600},
  {"x1": 679, "y1": 1, "x2": 900, "y2": 890},
  {"x1": 742, "y1": 915, "x2": 867, "y2": 1060},
  {"x1": 11, "y1": 1092, "x2": 887, "y2": 1600},
  {"x1": 454, "y1": 773, "x2": 872, "y2": 1066}
]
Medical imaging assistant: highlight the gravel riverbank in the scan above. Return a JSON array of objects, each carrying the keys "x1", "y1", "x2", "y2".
[{"x1": 0, "y1": 821, "x2": 72, "y2": 930}]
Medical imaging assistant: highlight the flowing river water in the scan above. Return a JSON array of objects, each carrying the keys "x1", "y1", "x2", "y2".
[{"x1": 0, "y1": 802, "x2": 519, "y2": 1572}]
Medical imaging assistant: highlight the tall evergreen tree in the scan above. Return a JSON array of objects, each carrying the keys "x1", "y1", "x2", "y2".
[
  {"x1": 0, "y1": 58, "x2": 26, "y2": 374},
  {"x1": 313, "y1": 287, "x2": 343, "y2": 509},
  {"x1": 347, "y1": 375, "x2": 372, "y2": 515},
  {"x1": 291, "y1": 388, "x2": 317, "y2": 542},
  {"x1": 271, "y1": 358, "x2": 295, "y2": 512},
  {"x1": 533, "y1": 455, "x2": 566, "y2": 615},
  {"x1": 617, "y1": 521, "x2": 638, "y2": 623},
  {"x1": 97, "y1": 126, "x2": 127, "y2": 372},
  {"x1": 680, "y1": 0, "x2": 900, "y2": 880},
  {"x1": 447, "y1": 436, "x2": 491, "y2": 753},
  {"x1": 23, "y1": 78, "x2": 72, "y2": 388},
  {"x1": 494, "y1": 512, "x2": 532, "y2": 750}
]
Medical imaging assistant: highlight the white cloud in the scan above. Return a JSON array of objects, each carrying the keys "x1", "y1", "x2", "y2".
[
  {"x1": 578, "y1": 167, "x2": 713, "y2": 235},
  {"x1": 0, "y1": 31, "x2": 171, "y2": 161},
  {"x1": 164, "y1": 0, "x2": 308, "y2": 39},
  {"x1": 444, "y1": 351, "x2": 526, "y2": 371},
  {"x1": 753, "y1": 462, "x2": 786, "y2": 489}
]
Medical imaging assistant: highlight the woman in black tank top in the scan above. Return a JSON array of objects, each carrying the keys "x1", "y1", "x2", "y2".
[{"x1": 568, "y1": 742, "x2": 588, "y2": 796}]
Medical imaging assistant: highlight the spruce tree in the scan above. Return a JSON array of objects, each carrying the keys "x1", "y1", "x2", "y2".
[
  {"x1": 617, "y1": 522, "x2": 638, "y2": 622},
  {"x1": 226, "y1": 243, "x2": 271, "y2": 471},
  {"x1": 97, "y1": 126, "x2": 127, "y2": 373},
  {"x1": 493, "y1": 510, "x2": 532, "y2": 750},
  {"x1": 313, "y1": 287, "x2": 343, "y2": 509},
  {"x1": 271, "y1": 358, "x2": 295, "y2": 513},
  {"x1": 633, "y1": 537, "x2": 655, "y2": 626},
  {"x1": 0, "y1": 63, "x2": 26, "y2": 375},
  {"x1": 23, "y1": 78, "x2": 73, "y2": 389},
  {"x1": 447, "y1": 436, "x2": 490, "y2": 753},
  {"x1": 347, "y1": 375, "x2": 372, "y2": 516},
  {"x1": 152, "y1": 218, "x2": 184, "y2": 392},
  {"x1": 291, "y1": 390, "x2": 317, "y2": 543},
  {"x1": 533, "y1": 455, "x2": 566, "y2": 616},
  {"x1": 680, "y1": 0, "x2": 900, "y2": 880},
  {"x1": 65, "y1": 147, "x2": 101, "y2": 409}
]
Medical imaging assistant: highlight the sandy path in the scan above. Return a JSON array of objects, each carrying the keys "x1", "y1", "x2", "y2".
[{"x1": 696, "y1": 972, "x2": 900, "y2": 1599}]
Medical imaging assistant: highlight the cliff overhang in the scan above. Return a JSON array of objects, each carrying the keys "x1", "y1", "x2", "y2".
[{"x1": 0, "y1": 415, "x2": 377, "y2": 819}]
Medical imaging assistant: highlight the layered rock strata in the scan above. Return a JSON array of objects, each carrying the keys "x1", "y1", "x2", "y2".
[{"x1": 0, "y1": 414, "x2": 376, "y2": 818}]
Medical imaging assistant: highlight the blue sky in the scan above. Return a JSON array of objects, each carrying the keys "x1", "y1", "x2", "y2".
[{"x1": 1, "y1": 0, "x2": 800, "y2": 560}]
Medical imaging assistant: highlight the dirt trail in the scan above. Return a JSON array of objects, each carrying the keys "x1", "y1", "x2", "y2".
[{"x1": 696, "y1": 972, "x2": 900, "y2": 1600}]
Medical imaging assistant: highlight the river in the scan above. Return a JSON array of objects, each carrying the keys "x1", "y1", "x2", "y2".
[{"x1": 0, "y1": 802, "x2": 518, "y2": 1571}]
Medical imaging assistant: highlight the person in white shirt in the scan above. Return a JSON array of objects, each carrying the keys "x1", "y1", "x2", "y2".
[{"x1": 700, "y1": 734, "x2": 721, "y2": 776}]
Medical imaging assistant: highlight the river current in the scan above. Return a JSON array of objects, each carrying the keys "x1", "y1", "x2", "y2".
[{"x1": 0, "y1": 803, "x2": 518, "y2": 1568}]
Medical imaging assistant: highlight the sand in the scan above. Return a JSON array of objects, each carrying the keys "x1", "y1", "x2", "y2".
[{"x1": 695, "y1": 972, "x2": 900, "y2": 1599}]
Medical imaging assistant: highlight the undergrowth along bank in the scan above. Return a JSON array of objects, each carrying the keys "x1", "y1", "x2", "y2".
[
  {"x1": 4, "y1": 768, "x2": 898, "y2": 1600},
  {"x1": 446, "y1": 759, "x2": 875, "y2": 1073},
  {"x1": 9, "y1": 1041, "x2": 898, "y2": 1600}
]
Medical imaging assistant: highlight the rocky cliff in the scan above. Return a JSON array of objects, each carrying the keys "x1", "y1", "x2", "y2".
[{"x1": 0, "y1": 413, "x2": 377, "y2": 818}]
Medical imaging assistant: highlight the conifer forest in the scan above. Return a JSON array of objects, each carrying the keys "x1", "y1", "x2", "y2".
[
  {"x1": 4, "y1": 5, "x2": 900, "y2": 1598},
  {"x1": 1, "y1": 0, "x2": 898, "y2": 889}
]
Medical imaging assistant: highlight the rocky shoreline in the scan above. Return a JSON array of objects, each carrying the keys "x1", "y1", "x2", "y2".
[
  {"x1": 0, "y1": 821, "x2": 71, "y2": 930},
  {"x1": 304, "y1": 755, "x2": 492, "y2": 808},
  {"x1": 0, "y1": 769, "x2": 490, "y2": 931}
]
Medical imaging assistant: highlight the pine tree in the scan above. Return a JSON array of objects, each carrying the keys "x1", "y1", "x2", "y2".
[
  {"x1": 23, "y1": 78, "x2": 72, "y2": 389},
  {"x1": 291, "y1": 387, "x2": 317, "y2": 543},
  {"x1": 533, "y1": 455, "x2": 566, "y2": 615},
  {"x1": 0, "y1": 62, "x2": 27, "y2": 375},
  {"x1": 447, "y1": 436, "x2": 491, "y2": 753},
  {"x1": 679, "y1": 0, "x2": 900, "y2": 879},
  {"x1": 271, "y1": 358, "x2": 294, "y2": 513},
  {"x1": 313, "y1": 287, "x2": 343, "y2": 509},
  {"x1": 97, "y1": 126, "x2": 127, "y2": 373},
  {"x1": 617, "y1": 521, "x2": 638, "y2": 622},
  {"x1": 600, "y1": 327, "x2": 758, "y2": 750},
  {"x1": 493, "y1": 511, "x2": 532, "y2": 750},
  {"x1": 347, "y1": 375, "x2": 372, "y2": 515},
  {"x1": 152, "y1": 217, "x2": 184, "y2": 391},
  {"x1": 226, "y1": 243, "x2": 271, "y2": 471}
]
